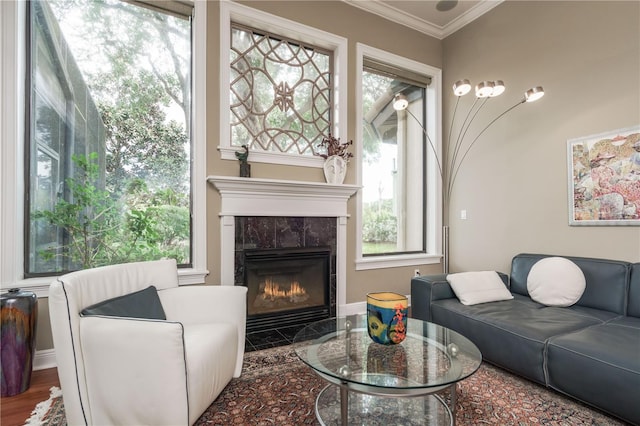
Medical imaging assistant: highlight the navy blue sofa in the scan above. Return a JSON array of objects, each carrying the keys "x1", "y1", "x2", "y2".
[{"x1": 411, "y1": 253, "x2": 640, "y2": 425}]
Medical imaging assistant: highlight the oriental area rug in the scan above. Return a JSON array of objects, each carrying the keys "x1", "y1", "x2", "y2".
[{"x1": 26, "y1": 344, "x2": 623, "y2": 426}]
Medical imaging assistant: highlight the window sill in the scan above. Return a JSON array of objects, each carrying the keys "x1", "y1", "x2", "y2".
[
  {"x1": 218, "y1": 146, "x2": 325, "y2": 168},
  {"x1": 355, "y1": 253, "x2": 441, "y2": 271},
  {"x1": 2, "y1": 268, "x2": 209, "y2": 298}
]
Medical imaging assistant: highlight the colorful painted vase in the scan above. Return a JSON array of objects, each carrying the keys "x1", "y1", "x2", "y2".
[
  {"x1": 1, "y1": 288, "x2": 38, "y2": 397},
  {"x1": 366, "y1": 292, "x2": 408, "y2": 345}
]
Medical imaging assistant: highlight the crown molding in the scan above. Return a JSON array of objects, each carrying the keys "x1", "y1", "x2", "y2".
[
  {"x1": 343, "y1": 0, "x2": 503, "y2": 40},
  {"x1": 441, "y1": 1, "x2": 504, "y2": 38},
  {"x1": 344, "y1": 0, "x2": 443, "y2": 38}
]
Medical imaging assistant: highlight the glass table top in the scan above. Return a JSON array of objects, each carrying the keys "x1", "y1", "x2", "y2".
[{"x1": 293, "y1": 314, "x2": 482, "y2": 394}]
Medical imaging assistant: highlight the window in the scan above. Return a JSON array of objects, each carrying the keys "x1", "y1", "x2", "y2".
[
  {"x1": 356, "y1": 44, "x2": 442, "y2": 270},
  {"x1": 26, "y1": 0, "x2": 193, "y2": 276},
  {"x1": 361, "y1": 68, "x2": 426, "y2": 256},
  {"x1": 230, "y1": 24, "x2": 332, "y2": 156},
  {"x1": 219, "y1": 2, "x2": 348, "y2": 167},
  {"x1": 1, "y1": 0, "x2": 207, "y2": 290}
]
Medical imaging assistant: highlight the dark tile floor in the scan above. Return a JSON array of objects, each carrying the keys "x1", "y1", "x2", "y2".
[{"x1": 245, "y1": 323, "x2": 308, "y2": 352}]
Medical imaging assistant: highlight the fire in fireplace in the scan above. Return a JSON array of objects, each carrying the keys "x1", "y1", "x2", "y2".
[
  {"x1": 254, "y1": 278, "x2": 309, "y2": 313},
  {"x1": 243, "y1": 247, "x2": 331, "y2": 332}
]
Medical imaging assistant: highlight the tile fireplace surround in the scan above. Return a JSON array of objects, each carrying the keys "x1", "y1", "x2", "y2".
[{"x1": 208, "y1": 176, "x2": 359, "y2": 349}]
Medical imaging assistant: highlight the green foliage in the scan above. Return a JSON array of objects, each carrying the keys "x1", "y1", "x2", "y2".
[
  {"x1": 126, "y1": 209, "x2": 159, "y2": 244},
  {"x1": 362, "y1": 199, "x2": 397, "y2": 244},
  {"x1": 33, "y1": 2, "x2": 193, "y2": 273},
  {"x1": 362, "y1": 242, "x2": 398, "y2": 255},
  {"x1": 149, "y1": 204, "x2": 190, "y2": 257},
  {"x1": 34, "y1": 153, "x2": 118, "y2": 269},
  {"x1": 48, "y1": 0, "x2": 190, "y2": 195},
  {"x1": 36, "y1": 153, "x2": 190, "y2": 270},
  {"x1": 97, "y1": 72, "x2": 189, "y2": 194}
]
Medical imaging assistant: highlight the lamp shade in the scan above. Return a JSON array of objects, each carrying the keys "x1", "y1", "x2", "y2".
[
  {"x1": 525, "y1": 86, "x2": 545, "y2": 102},
  {"x1": 452, "y1": 79, "x2": 471, "y2": 96},
  {"x1": 489, "y1": 80, "x2": 505, "y2": 97},
  {"x1": 393, "y1": 93, "x2": 409, "y2": 111},
  {"x1": 475, "y1": 81, "x2": 494, "y2": 98}
]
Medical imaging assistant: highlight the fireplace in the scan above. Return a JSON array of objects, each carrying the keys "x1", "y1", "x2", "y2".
[
  {"x1": 208, "y1": 176, "x2": 359, "y2": 335},
  {"x1": 243, "y1": 247, "x2": 331, "y2": 333}
]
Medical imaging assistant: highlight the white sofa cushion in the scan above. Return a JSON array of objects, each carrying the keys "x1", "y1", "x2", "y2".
[
  {"x1": 446, "y1": 271, "x2": 513, "y2": 305},
  {"x1": 527, "y1": 257, "x2": 586, "y2": 307}
]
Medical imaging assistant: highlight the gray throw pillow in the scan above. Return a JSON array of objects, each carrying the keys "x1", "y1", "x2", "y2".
[{"x1": 80, "y1": 285, "x2": 166, "y2": 320}]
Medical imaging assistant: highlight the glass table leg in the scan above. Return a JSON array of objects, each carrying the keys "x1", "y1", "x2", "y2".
[{"x1": 341, "y1": 385, "x2": 348, "y2": 424}]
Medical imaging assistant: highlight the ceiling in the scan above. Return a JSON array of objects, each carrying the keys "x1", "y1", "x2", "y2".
[{"x1": 344, "y1": 0, "x2": 504, "y2": 39}]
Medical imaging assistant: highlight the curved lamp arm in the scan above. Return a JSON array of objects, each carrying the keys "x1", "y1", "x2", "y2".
[
  {"x1": 403, "y1": 107, "x2": 443, "y2": 180},
  {"x1": 446, "y1": 99, "x2": 525, "y2": 200}
]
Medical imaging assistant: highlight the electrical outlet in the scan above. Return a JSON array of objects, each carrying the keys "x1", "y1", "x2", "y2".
[{"x1": 414, "y1": 269, "x2": 421, "y2": 277}]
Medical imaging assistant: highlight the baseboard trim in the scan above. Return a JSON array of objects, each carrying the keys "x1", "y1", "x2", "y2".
[
  {"x1": 33, "y1": 348, "x2": 56, "y2": 371},
  {"x1": 339, "y1": 300, "x2": 365, "y2": 316}
]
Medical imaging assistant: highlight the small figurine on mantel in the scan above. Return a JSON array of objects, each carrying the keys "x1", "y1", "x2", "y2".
[{"x1": 235, "y1": 144, "x2": 250, "y2": 177}]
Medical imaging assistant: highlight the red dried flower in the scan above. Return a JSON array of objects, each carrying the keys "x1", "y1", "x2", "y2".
[{"x1": 316, "y1": 134, "x2": 353, "y2": 161}]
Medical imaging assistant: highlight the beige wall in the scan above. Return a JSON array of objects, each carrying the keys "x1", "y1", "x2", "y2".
[
  {"x1": 443, "y1": 1, "x2": 640, "y2": 274},
  {"x1": 205, "y1": 0, "x2": 445, "y2": 306}
]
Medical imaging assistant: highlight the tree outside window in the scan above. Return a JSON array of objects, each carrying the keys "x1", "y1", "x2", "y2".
[{"x1": 27, "y1": 0, "x2": 192, "y2": 275}]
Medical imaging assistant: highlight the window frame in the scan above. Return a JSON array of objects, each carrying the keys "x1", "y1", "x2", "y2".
[
  {"x1": 355, "y1": 43, "x2": 443, "y2": 270},
  {"x1": 219, "y1": 1, "x2": 348, "y2": 168},
  {"x1": 0, "y1": 0, "x2": 208, "y2": 296}
]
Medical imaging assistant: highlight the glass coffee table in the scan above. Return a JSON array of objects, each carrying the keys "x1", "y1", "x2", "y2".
[{"x1": 293, "y1": 314, "x2": 482, "y2": 425}]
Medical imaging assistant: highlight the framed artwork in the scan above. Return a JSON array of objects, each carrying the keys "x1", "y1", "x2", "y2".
[{"x1": 567, "y1": 125, "x2": 640, "y2": 226}]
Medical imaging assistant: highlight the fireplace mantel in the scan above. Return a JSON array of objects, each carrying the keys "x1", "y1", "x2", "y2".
[
  {"x1": 207, "y1": 176, "x2": 359, "y2": 316},
  {"x1": 207, "y1": 176, "x2": 359, "y2": 217}
]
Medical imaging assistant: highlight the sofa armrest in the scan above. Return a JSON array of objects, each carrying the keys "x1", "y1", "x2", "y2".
[
  {"x1": 159, "y1": 285, "x2": 247, "y2": 326},
  {"x1": 410, "y1": 272, "x2": 510, "y2": 322},
  {"x1": 159, "y1": 285, "x2": 248, "y2": 377},
  {"x1": 411, "y1": 274, "x2": 454, "y2": 322}
]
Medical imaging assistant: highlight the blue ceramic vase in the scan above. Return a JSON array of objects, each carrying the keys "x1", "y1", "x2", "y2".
[{"x1": 366, "y1": 292, "x2": 408, "y2": 345}]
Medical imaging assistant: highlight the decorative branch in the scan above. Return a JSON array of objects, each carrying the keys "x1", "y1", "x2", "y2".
[{"x1": 316, "y1": 134, "x2": 353, "y2": 162}]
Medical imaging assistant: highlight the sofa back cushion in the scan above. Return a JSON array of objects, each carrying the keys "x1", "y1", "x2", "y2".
[
  {"x1": 628, "y1": 263, "x2": 640, "y2": 318},
  {"x1": 510, "y1": 253, "x2": 630, "y2": 315}
]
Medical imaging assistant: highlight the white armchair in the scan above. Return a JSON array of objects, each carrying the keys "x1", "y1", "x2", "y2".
[{"x1": 49, "y1": 259, "x2": 247, "y2": 426}]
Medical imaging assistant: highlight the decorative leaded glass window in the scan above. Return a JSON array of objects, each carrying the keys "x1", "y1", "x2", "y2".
[{"x1": 230, "y1": 24, "x2": 332, "y2": 156}]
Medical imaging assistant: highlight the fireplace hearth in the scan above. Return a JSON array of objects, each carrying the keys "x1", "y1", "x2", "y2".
[{"x1": 243, "y1": 247, "x2": 331, "y2": 334}]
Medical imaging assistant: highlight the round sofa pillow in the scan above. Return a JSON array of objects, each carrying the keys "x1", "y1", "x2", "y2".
[{"x1": 527, "y1": 257, "x2": 586, "y2": 307}]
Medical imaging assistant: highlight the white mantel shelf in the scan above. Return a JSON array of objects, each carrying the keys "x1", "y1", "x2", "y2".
[
  {"x1": 207, "y1": 175, "x2": 360, "y2": 217},
  {"x1": 207, "y1": 175, "x2": 359, "y2": 316}
]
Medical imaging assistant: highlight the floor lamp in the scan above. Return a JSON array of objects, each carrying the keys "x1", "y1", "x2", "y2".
[{"x1": 393, "y1": 80, "x2": 544, "y2": 273}]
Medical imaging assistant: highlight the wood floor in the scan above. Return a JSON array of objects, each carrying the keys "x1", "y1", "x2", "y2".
[{"x1": 1, "y1": 368, "x2": 60, "y2": 426}]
